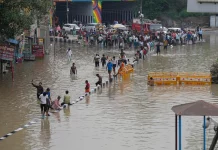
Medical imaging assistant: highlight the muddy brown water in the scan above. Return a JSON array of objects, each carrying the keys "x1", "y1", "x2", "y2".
[{"x1": 1, "y1": 32, "x2": 218, "y2": 150}]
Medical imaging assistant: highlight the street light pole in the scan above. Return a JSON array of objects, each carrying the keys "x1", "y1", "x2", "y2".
[{"x1": 66, "y1": 0, "x2": 69, "y2": 23}]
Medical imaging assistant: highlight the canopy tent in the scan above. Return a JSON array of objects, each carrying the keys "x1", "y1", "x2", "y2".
[
  {"x1": 172, "y1": 100, "x2": 218, "y2": 150},
  {"x1": 113, "y1": 24, "x2": 126, "y2": 30},
  {"x1": 172, "y1": 100, "x2": 218, "y2": 116}
]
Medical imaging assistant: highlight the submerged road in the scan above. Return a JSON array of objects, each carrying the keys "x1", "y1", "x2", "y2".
[{"x1": 1, "y1": 32, "x2": 218, "y2": 150}]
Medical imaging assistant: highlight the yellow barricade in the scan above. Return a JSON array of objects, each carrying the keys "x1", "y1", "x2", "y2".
[
  {"x1": 119, "y1": 64, "x2": 134, "y2": 76},
  {"x1": 148, "y1": 72, "x2": 211, "y2": 86},
  {"x1": 179, "y1": 72, "x2": 211, "y2": 85},
  {"x1": 148, "y1": 72, "x2": 178, "y2": 85}
]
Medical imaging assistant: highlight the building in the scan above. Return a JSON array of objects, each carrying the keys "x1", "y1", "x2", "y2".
[
  {"x1": 187, "y1": 0, "x2": 218, "y2": 27},
  {"x1": 187, "y1": 0, "x2": 218, "y2": 13},
  {"x1": 54, "y1": 0, "x2": 137, "y2": 25}
]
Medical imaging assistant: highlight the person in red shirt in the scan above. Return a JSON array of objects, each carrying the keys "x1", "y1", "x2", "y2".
[{"x1": 85, "y1": 80, "x2": 90, "y2": 93}]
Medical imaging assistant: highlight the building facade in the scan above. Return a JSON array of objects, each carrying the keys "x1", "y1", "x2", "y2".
[{"x1": 187, "y1": 0, "x2": 218, "y2": 13}]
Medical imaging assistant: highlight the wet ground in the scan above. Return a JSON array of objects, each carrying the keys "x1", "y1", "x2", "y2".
[{"x1": 1, "y1": 33, "x2": 218, "y2": 150}]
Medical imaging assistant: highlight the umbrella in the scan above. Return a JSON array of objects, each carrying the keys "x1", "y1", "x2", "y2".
[{"x1": 113, "y1": 24, "x2": 126, "y2": 30}]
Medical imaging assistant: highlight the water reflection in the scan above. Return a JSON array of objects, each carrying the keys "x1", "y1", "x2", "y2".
[
  {"x1": 40, "y1": 119, "x2": 51, "y2": 148},
  {"x1": 52, "y1": 112, "x2": 61, "y2": 123},
  {"x1": 85, "y1": 96, "x2": 90, "y2": 106},
  {"x1": 63, "y1": 106, "x2": 71, "y2": 117}
]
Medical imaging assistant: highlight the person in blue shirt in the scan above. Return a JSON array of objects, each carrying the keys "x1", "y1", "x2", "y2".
[{"x1": 106, "y1": 60, "x2": 113, "y2": 80}]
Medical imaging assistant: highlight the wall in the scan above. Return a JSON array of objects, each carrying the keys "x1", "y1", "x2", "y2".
[
  {"x1": 187, "y1": 0, "x2": 218, "y2": 13},
  {"x1": 55, "y1": 0, "x2": 137, "y2": 24}
]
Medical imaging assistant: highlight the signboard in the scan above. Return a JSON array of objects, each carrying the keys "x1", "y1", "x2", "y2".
[
  {"x1": 32, "y1": 45, "x2": 44, "y2": 58},
  {"x1": 38, "y1": 38, "x2": 44, "y2": 45},
  {"x1": 0, "y1": 45, "x2": 15, "y2": 61}
]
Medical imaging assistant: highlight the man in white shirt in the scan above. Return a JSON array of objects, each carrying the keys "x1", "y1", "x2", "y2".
[
  {"x1": 67, "y1": 48, "x2": 72, "y2": 62},
  {"x1": 39, "y1": 92, "x2": 49, "y2": 118}
]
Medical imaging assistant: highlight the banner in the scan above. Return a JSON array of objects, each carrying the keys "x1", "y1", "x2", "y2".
[{"x1": 0, "y1": 45, "x2": 15, "y2": 61}]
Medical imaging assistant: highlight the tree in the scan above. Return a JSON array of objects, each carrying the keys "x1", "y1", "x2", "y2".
[
  {"x1": 140, "y1": 0, "x2": 188, "y2": 19},
  {"x1": 0, "y1": 0, "x2": 51, "y2": 41}
]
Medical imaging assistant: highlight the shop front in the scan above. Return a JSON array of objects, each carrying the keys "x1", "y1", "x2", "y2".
[{"x1": 0, "y1": 44, "x2": 15, "y2": 81}]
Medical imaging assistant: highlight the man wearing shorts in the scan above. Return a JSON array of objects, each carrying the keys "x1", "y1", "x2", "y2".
[
  {"x1": 39, "y1": 92, "x2": 49, "y2": 118},
  {"x1": 106, "y1": 60, "x2": 113, "y2": 80}
]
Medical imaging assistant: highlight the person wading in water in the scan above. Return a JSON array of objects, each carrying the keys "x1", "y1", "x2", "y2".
[
  {"x1": 94, "y1": 54, "x2": 100, "y2": 67},
  {"x1": 147, "y1": 77, "x2": 154, "y2": 86},
  {"x1": 101, "y1": 54, "x2": 107, "y2": 67},
  {"x1": 95, "y1": 74, "x2": 102, "y2": 87},
  {"x1": 70, "y1": 63, "x2": 77, "y2": 75},
  {"x1": 32, "y1": 80, "x2": 44, "y2": 100},
  {"x1": 85, "y1": 80, "x2": 90, "y2": 94}
]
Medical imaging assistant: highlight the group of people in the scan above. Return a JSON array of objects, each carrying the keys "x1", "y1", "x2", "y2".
[{"x1": 32, "y1": 79, "x2": 91, "y2": 118}]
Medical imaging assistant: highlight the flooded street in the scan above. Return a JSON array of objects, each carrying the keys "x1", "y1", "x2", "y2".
[{"x1": 1, "y1": 32, "x2": 218, "y2": 150}]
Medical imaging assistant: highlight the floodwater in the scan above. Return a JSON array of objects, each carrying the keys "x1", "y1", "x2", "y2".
[{"x1": 1, "y1": 32, "x2": 218, "y2": 150}]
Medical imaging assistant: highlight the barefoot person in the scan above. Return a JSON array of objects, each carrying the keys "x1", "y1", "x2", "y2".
[
  {"x1": 147, "y1": 77, "x2": 154, "y2": 86},
  {"x1": 95, "y1": 74, "x2": 102, "y2": 87},
  {"x1": 70, "y1": 63, "x2": 77, "y2": 75}
]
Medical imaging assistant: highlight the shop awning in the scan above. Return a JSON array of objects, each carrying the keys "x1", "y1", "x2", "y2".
[{"x1": 7, "y1": 38, "x2": 19, "y2": 45}]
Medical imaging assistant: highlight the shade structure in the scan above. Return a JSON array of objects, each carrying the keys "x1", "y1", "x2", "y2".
[
  {"x1": 113, "y1": 24, "x2": 126, "y2": 30},
  {"x1": 172, "y1": 100, "x2": 218, "y2": 116}
]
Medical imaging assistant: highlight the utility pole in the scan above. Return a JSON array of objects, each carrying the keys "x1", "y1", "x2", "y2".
[
  {"x1": 66, "y1": 0, "x2": 69, "y2": 23},
  {"x1": 139, "y1": 0, "x2": 144, "y2": 35}
]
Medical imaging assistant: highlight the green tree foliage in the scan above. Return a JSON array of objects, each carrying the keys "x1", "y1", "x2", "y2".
[
  {"x1": 141, "y1": 0, "x2": 203, "y2": 19},
  {"x1": 0, "y1": 0, "x2": 51, "y2": 40}
]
